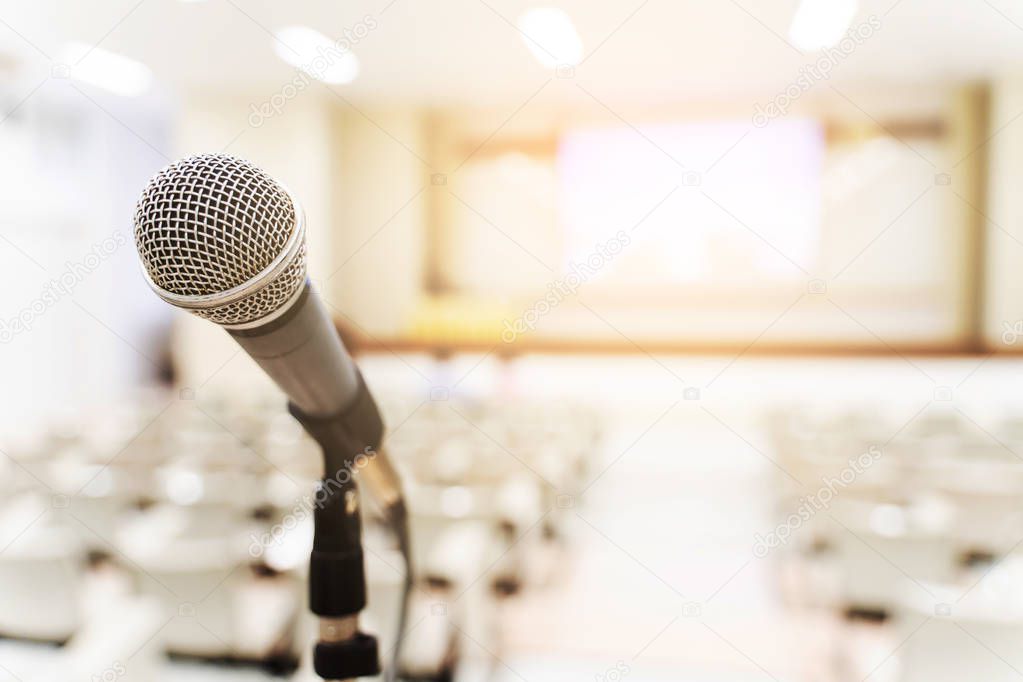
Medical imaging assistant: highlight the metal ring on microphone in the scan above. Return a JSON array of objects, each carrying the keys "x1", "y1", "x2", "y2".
[{"x1": 140, "y1": 186, "x2": 306, "y2": 315}]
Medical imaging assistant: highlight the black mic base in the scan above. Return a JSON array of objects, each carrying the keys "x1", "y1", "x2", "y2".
[
  {"x1": 289, "y1": 369, "x2": 413, "y2": 681},
  {"x1": 305, "y1": 475, "x2": 380, "y2": 680},
  {"x1": 289, "y1": 377, "x2": 386, "y2": 680},
  {"x1": 314, "y1": 633, "x2": 381, "y2": 680}
]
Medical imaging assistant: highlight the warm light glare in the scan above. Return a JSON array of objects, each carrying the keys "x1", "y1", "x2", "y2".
[
  {"x1": 517, "y1": 7, "x2": 583, "y2": 68},
  {"x1": 789, "y1": 0, "x2": 858, "y2": 51},
  {"x1": 164, "y1": 469, "x2": 204, "y2": 506},
  {"x1": 441, "y1": 486, "x2": 473, "y2": 518},
  {"x1": 61, "y1": 43, "x2": 153, "y2": 97},
  {"x1": 264, "y1": 516, "x2": 313, "y2": 571},
  {"x1": 869, "y1": 503, "x2": 907, "y2": 538},
  {"x1": 273, "y1": 25, "x2": 359, "y2": 84}
]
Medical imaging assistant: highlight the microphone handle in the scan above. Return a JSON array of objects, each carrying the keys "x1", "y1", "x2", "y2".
[
  {"x1": 228, "y1": 282, "x2": 359, "y2": 417},
  {"x1": 227, "y1": 281, "x2": 404, "y2": 508},
  {"x1": 230, "y1": 280, "x2": 409, "y2": 681}
]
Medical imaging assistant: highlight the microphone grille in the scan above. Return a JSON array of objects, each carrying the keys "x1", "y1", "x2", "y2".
[{"x1": 133, "y1": 153, "x2": 307, "y2": 326}]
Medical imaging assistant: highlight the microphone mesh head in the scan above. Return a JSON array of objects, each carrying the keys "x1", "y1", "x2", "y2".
[{"x1": 133, "y1": 154, "x2": 307, "y2": 326}]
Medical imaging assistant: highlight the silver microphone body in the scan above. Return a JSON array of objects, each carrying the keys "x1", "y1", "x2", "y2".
[
  {"x1": 229, "y1": 286, "x2": 406, "y2": 509},
  {"x1": 133, "y1": 153, "x2": 403, "y2": 509},
  {"x1": 228, "y1": 284, "x2": 360, "y2": 417}
]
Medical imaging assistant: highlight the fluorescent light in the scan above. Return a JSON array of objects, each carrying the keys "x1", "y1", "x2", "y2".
[
  {"x1": 273, "y1": 25, "x2": 359, "y2": 84},
  {"x1": 517, "y1": 7, "x2": 583, "y2": 68},
  {"x1": 61, "y1": 43, "x2": 153, "y2": 97},
  {"x1": 789, "y1": 0, "x2": 858, "y2": 51}
]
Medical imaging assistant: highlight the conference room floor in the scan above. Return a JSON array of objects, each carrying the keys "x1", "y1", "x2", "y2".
[{"x1": 1, "y1": 353, "x2": 1015, "y2": 681}]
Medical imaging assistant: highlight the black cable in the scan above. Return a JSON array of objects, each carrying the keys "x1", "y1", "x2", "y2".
[{"x1": 386, "y1": 500, "x2": 414, "y2": 682}]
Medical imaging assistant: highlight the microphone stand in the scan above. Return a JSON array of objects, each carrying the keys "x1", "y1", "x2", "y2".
[{"x1": 289, "y1": 372, "x2": 411, "y2": 681}]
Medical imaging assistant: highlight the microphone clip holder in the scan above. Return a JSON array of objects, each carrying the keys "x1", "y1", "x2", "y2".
[{"x1": 288, "y1": 370, "x2": 385, "y2": 680}]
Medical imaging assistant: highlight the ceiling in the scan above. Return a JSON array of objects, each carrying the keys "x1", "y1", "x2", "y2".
[{"x1": 2, "y1": 0, "x2": 1023, "y2": 106}]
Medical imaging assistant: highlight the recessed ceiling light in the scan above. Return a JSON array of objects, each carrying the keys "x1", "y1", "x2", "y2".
[
  {"x1": 517, "y1": 7, "x2": 583, "y2": 69},
  {"x1": 789, "y1": 0, "x2": 859, "y2": 51},
  {"x1": 60, "y1": 43, "x2": 153, "y2": 97},
  {"x1": 273, "y1": 25, "x2": 359, "y2": 85}
]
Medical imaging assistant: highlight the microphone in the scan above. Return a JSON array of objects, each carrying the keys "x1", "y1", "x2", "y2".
[
  {"x1": 132, "y1": 153, "x2": 410, "y2": 681},
  {"x1": 132, "y1": 152, "x2": 403, "y2": 510}
]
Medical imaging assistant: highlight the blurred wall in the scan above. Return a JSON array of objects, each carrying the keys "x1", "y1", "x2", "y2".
[
  {"x1": 165, "y1": 76, "x2": 1023, "y2": 397},
  {"x1": 985, "y1": 76, "x2": 1023, "y2": 346},
  {"x1": 0, "y1": 83, "x2": 171, "y2": 429},
  {"x1": 327, "y1": 107, "x2": 426, "y2": 337},
  {"x1": 172, "y1": 93, "x2": 426, "y2": 395}
]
